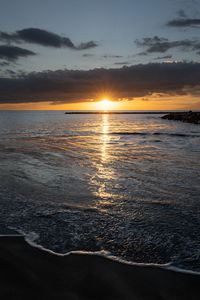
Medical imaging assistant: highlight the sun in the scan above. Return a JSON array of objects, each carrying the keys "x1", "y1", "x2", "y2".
[{"x1": 98, "y1": 99, "x2": 112, "y2": 110}]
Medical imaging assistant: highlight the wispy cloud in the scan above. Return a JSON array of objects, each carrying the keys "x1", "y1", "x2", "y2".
[
  {"x1": 177, "y1": 9, "x2": 187, "y2": 18},
  {"x1": 102, "y1": 55, "x2": 123, "y2": 58},
  {"x1": 0, "y1": 61, "x2": 9, "y2": 66},
  {"x1": 114, "y1": 61, "x2": 130, "y2": 65},
  {"x1": 82, "y1": 53, "x2": 95, "y2": 57},
  {"x1": 136, "y1": 36, "x2": 200, "y2": 54}
]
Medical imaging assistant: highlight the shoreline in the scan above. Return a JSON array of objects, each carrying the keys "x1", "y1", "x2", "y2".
[
  {"x1": 0, "y1": 235, "x2": 200, "y2": 299},
  {"x1": 65, "y1": 111, "x2": 176, "y2": 114}
]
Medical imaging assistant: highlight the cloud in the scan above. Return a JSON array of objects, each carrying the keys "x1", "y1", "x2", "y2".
[
  {"x1": 167, "y1": 18, "x2": 200, "y2": 27},
  {"x1": 82, "y1": 53, "x2": 94, "y2": 57},
  {"x1": 5, "y1": 69, "x2": 17, "y2": 77},
  {"x1": 0, "y1": 28, "x2": 98, "y2": 50},
  {"x1": 177, "y1": 9, "x2": 187, "y2": 18},
  {"x1": 77, "y1": 41, "x2": 97, "y2": 50},
  {"x1": 1, "y1": 62, "x2": 200, "y2": 103},
  {"x1": 114, "y1": 62, "x2": 130, "y2": 65},
  {"x1": 102, "y1": 55, "x2": 123, "y2": 58},
  {"x1": 0, "y1": 61, "x2": 9, "y2": 66},
  {"x1": 136, "y1": 36, "x2": 200, "y2": 54},
  {"x1": 0, "y1": 45, "x2": 36, "y2": 61},
  {"x1": 154, "y1": 55, "x2": 173, "y2": 60}
]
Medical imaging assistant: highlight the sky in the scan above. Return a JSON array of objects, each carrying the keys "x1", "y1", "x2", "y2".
[{"x1": 0, "y1": 0, "x2": 200, "y2": 110}]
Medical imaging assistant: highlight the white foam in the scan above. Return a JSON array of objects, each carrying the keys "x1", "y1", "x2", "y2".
[{"x1": 7, "y1": 227, "x2": 40, "y2": 246}]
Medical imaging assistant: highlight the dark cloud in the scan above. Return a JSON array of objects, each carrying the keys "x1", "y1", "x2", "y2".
[
  {"x1": 167, "y1": 18, "x2": 200, "y2": 27},
  {"x1": 0, "y1": 45, "x2": 36, "y2": 61},
  {"x1": 136, "y1": 36, "x2": 200, "y2": 54},
  {"x1": 1, "y1": 62, "x2": 200, "y2": 103},
  {"x1": 17, "y1": 28, "x2": 75, "y2": 48},
  {"x1": 0, "y1": 28, "x2": 98, "y2": 50},
  {"x1": 103, "y1": 55, "x2": 123, "y2": 58},
  {"x1": 82, "y1": 53, "x2": 94, "y2": 57},
  {"x1": 154, "y1": 55, "x2": 173, "y2": 60},
  {"x1": 114, "y1": 62, "x2": 130, "y2": 65}
]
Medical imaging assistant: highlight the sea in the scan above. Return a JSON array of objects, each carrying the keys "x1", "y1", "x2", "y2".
[{"x1": 0, "y1": 110, "x2": 200, "y2": 271}]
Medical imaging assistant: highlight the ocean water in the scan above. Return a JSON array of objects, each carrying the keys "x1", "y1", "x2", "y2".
[{"x1": 0, "y1": 110, "x2": 200, "y2": 271}]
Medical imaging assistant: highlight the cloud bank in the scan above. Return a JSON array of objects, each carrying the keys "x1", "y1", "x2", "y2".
[
  {"x1": 0, "y1": 28, "x2": 98, "y2": 50},
  {"x1": 1, "y1": 62, "x2": 200, "y2": 103}
]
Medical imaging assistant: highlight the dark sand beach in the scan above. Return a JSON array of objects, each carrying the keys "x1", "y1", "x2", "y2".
[{"x1": 0, "y1": 235, "x2": 200, "y2": 300}]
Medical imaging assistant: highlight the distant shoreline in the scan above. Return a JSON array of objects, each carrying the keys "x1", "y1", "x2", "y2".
[{"x1": 65, "y1": 111, "x2": 177, "y2": 114}]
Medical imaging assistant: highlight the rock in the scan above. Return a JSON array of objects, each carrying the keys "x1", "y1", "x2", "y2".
[{"x1": 161, "y1": 111, "x2": 200, "y2": 124}]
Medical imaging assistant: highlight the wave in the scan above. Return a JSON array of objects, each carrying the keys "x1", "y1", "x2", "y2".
[
  {"x1": 110, "y1": 132, "x2": 148, "y2": 135},
  {"x1": 109, "y1": 132, "x2": 200, "y2": 137},
  {"x1": 153, "y1": 132, "x2": 200, "y2": 137}
]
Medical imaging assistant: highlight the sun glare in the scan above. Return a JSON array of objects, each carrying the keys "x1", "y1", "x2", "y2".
[{"x1": 98, "y1": 99, "x2": 112, "y2": 110}]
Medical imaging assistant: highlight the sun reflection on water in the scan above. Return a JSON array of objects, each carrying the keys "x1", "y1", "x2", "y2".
[
  {"x1": 101, "y1": 114, "x2": 110, "y2": 162},
  {"x1": 89, "y1": 114, "x2": 119, "y2": 209}
]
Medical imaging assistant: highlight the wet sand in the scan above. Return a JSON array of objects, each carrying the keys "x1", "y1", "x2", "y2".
[{"x1": 0, "y1": 236, "x2": 199, "y2": 299}]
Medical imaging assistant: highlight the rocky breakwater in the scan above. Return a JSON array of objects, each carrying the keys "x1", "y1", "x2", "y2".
[{"x1": 162, "y1": 111, "x2": 200, "y2": 124}]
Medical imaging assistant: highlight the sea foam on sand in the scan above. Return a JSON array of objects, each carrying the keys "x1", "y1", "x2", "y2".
[{"x1": 0, "y1": 235, "x2": 200, "y2": 299}]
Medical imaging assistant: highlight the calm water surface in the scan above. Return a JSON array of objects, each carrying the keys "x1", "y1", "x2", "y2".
[{"x1": 0, "y1": 111, "x2": 200, "y2": 270}]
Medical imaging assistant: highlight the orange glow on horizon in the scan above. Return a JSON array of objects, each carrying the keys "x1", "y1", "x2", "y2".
[{"x1": 0, "y1": 95, "x2": 199, "y2": 111}]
